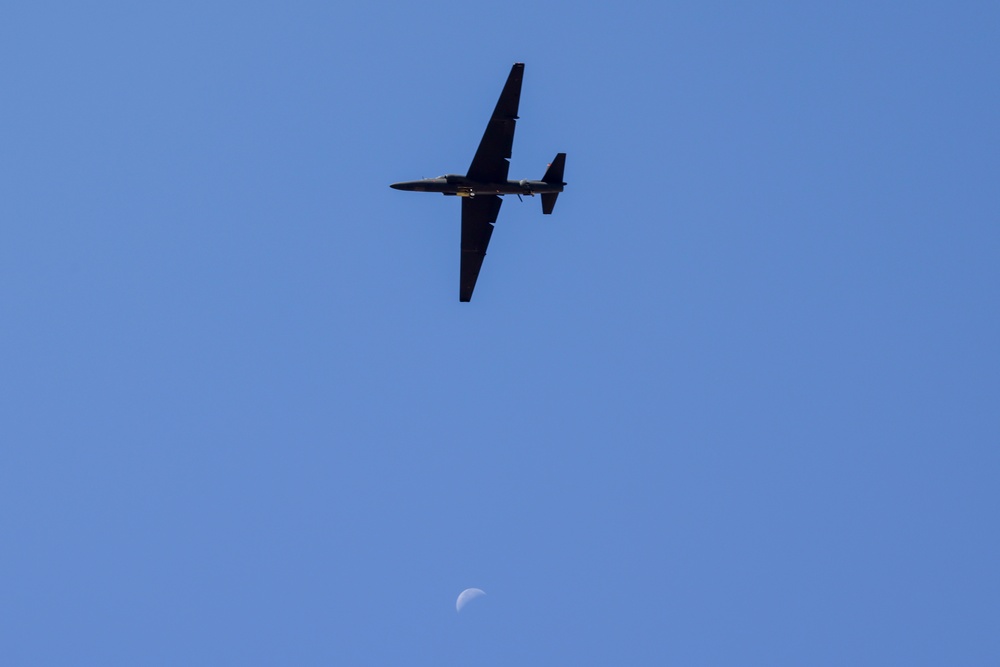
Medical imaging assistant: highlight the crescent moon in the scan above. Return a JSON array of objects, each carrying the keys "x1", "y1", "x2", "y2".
[{"x1": 456, "y1": 587, "x2": 486, "y2": 612}]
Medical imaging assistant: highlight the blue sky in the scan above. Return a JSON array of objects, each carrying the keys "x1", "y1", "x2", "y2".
[{"x1": 2, "y1": 1, "x2": 998, "y2": 664}]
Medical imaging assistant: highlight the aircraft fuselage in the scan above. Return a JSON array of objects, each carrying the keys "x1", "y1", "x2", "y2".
[{"x1": 390, "y1": 175, "x2": 564, "y2": 197}]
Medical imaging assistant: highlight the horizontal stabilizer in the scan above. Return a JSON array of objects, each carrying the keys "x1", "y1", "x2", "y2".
[{"x1": 541, "y1": 193, "x2": 559, "y2": 214}]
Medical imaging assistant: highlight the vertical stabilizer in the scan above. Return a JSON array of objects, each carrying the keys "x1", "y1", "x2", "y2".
[
  {"x1": 542, "y1": 153, "x2": 565, "y2": 185},
  {"x1": 541, "y1": 153, "x2": 565, "y2": 214}
]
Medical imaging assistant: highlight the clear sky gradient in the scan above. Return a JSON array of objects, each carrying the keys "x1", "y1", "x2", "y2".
[{"x1": 2, "y1": 1, "x2": 998, "y2": 665}]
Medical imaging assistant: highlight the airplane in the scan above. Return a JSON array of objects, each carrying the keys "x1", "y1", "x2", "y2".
[{"x1": 390, "y1": 63, "x2": 566, "y2": 302}]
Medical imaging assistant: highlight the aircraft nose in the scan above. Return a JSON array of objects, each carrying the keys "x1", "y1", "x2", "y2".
[{"x1": 390, "y1": 182, "x2": 410, "y2": 190}]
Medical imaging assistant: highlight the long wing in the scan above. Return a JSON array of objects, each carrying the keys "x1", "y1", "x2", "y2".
[
  {"x1": 460, "y1": 195, "x2": 503, "y2": 302},
  {"x1": 466, "y1": 63, "x2": 524, "y2": 183}
]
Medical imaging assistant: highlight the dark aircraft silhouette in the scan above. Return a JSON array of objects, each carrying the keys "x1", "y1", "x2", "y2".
[{"x1": 390, "y1": 63, "x2": 566, "y2": 302}]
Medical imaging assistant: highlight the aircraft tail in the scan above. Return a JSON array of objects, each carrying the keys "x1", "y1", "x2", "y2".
[
  {"x1": 541, "y1": 193, "x2": 559, "y2": 215},
  {"x1": 541, "y1": 153, "x2": 566, "y2": 215},
  {"x1": 542, "y1": 153, "x2": 565, "y2": 184}
]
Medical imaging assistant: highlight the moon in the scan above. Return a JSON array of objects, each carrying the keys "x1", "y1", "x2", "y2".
[{"x1": 456, "y1": 588, "x2": 486, "y2": 612}]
